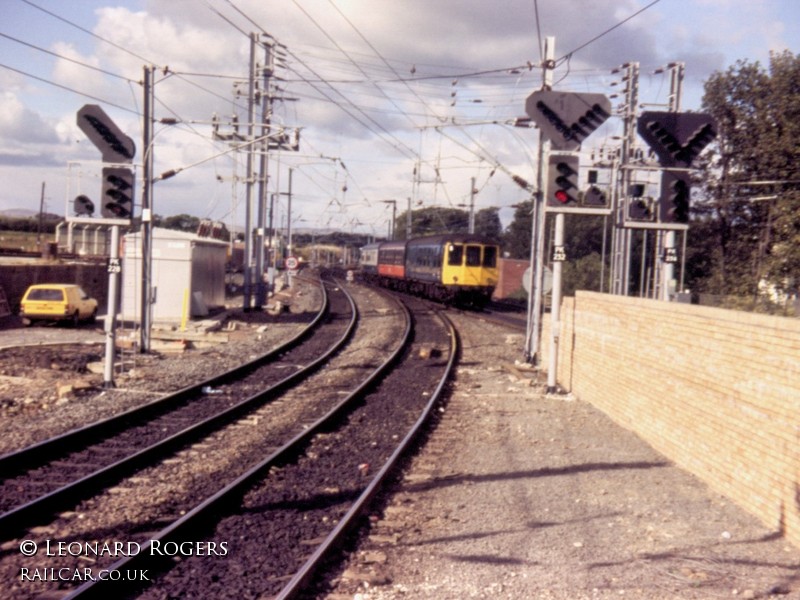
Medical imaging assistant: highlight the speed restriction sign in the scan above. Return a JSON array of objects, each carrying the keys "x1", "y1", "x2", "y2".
[{"x1": 285, "y1": 256, "x2": 299, "y2": 270}]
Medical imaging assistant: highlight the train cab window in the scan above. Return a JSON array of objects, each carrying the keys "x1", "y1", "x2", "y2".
[
  {"x1": 448, "y1": 244, "x2": 463, "y2": 266},
  {"x1": 483, "y1": 245, "x2": 497, "y2": 268},
  {"x1": 465, "y1": 245, "x2": 481, "y2": 266}
]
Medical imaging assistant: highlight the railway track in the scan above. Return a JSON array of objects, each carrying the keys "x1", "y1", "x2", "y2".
[
  {"x1": 2, "y1": 278, "x2": 454, "y2": 599},
  {"x1": 54, "y1": 290, "x2": 455, "y2": 599},
  {"x1": 0, "y1": 275, "x2": 347, "y2": 537}
]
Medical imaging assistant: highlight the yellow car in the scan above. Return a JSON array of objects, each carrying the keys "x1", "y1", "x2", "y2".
[{"x1": 20, "y1": 284, "x2": 98, "y2": 326}]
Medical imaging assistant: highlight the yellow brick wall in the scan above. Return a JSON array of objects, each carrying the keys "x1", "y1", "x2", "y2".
[{"x1": 542, "y1": 291, "x2": 800, "y2": 546}]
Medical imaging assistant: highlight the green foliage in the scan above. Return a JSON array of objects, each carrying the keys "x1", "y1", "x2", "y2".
[
  {"x1": 474, "y1": 207, "x2": 503, "y2": 240},
  {"x1": 562, "y1": 213, "x2": 608, "y2": 260},
  {"x1": 290, "y1": 231, "x2": 373, "y2": 251},
  {"x1": 563, "y1": 252, "x2": 605, "y2": 296},
  {"x1": 156, "y1": 213, "x2": 200, "y2": 232},
  {"x1": 395, "y1": 206, "x2": 502, "y2": 241},
  {"x1": 317, "y1": 230, "x2": 372, "y2": 247},
  {"x1": 560, "y1": 214, "x2": 611, "y2": 294},
  {"x1": 501, "y1": 206, "x2": 610, "y2": 293},
  {"x1": 498, "y1": 51, "x2": 800, "y2": 303},
  {"x1": 502, "y1": 201, "x2": 533, "y2": 259},
  {"x1": 692, "y1": 50, "x2": 800, "y2": 298}
]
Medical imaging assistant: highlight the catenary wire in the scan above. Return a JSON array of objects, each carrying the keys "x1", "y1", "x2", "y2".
[
  {"x1": 217, "y1": 0, "x2": 420, "y2": 160},
  {"x1": 0, "y1": 31, "x2": 137, "y2": 83},
  {"x1": 325, "y1": 0, "x2": 449, "y2": 125},
  {"x1": 22, "y1": 0, "x2": 250, "y2": 115},
  {"x1": 292, "y1": 0, "x2": 420, "y2": 130},
  {"x1": 0, "y1": 62, "x2": 136, "y2": 114},
  {"x1": 209, "y1": 0, "x2": 403, "y2": 212},
  {"x1": 554, "y1": 0, "x2": 662, "y2": 65}
]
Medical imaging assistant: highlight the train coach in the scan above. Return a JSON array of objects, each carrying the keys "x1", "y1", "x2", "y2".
[{"x1": 359, "y1": 234, "x2": 500, "y2": 306}]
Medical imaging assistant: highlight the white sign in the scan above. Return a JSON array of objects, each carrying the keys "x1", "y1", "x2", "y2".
[
  {"x1": 107, "y1": 257, "x2": 122, "y2": 274},
  {"x1": 522, "y1": 266, "x2": 553, "y2": 296},
  {"x1": 285, "y1": 256, "x2": 299, "y2": 270}
]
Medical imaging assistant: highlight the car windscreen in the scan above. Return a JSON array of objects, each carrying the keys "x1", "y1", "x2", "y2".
[{"x1": 27, "y1": 289, "x2": 65, "y2": 301}]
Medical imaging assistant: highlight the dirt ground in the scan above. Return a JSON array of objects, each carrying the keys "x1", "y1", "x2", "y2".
[
  {"x1": 1, "y1": 292, "x2": 799, "y2": 599},
  {"x1": 325, "y1": 312, "x2": 800, "y2": 600}
]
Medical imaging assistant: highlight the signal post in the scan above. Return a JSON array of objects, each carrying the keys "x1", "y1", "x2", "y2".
[
  {"x1": 524, "y1": 83, "x2": 612, "y2": 392},
  {"x1": 73, "y1": 104, "x2": 136, "y2": 387},
  {"x1": 635, "y1": 109, "x2": 716, "y2": 299}
]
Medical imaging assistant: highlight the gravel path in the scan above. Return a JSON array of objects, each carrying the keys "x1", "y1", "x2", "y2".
[
  {"x1": 325, "y1": 313, "x2": 800, "y2": 600},
  {"x1": 2, "y1": 282, "x2": 799, "y2": 600},
  {"x1": 0, "y1": 282, "x2": 322, "y2": 453}
]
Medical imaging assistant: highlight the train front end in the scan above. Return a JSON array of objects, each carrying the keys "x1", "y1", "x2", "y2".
[{"x1": 440, "y1": 236, "x2": 500, "y2": 306}]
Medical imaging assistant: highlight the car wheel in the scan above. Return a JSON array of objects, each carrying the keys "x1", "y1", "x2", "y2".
[
  {"x1": 72, "y1": 311, "x2": 81, "y2": 327},
  {"x1": 89, "y1": 308, "x2": 97, "y2": 324}
]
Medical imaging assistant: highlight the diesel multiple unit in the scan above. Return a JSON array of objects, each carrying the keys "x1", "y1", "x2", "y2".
[{"x1": 360, "y1": 234, "x2": 500, "y2": 306}]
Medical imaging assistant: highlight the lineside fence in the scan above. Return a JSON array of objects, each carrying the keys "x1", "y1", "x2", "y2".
[{"x1": 543, "y1": 291, "x2": 800, "y2": 547}]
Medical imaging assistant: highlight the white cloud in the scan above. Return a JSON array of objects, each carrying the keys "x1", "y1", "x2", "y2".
[
  {"x1": 0, "y1": 0, "x2": 796, "y2": 227},
  {"x1": 0, "y1": 91, "x2": 60, "y2": 146}
]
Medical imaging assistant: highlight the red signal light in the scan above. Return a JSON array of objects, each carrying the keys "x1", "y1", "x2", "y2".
[{"x1": 546, "y1": 154, "x2": 579, "y2": 207}]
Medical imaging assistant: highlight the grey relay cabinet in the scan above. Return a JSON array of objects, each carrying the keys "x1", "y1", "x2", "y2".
[{"x1": 121, "y1": 227, "x2": 228, "y2": 323}]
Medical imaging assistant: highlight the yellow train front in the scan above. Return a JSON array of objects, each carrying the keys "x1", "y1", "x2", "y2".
[{"x1": 404, "y1": 234, "x2": 500, "y2": 307}]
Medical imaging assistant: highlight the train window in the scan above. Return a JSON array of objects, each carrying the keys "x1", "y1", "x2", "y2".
[
  {"x1": 466, "y1": 245, "x2": 481, "y2": 266},
  {"x1": 448, "y1": 244, "x2": 463, "y2": 266},
  {"x1": 381, "y1": 249, "x2": 403, "y2": 265},
  {"x1": 483, "y1": 245, "x2": 497, "y2": 267}
]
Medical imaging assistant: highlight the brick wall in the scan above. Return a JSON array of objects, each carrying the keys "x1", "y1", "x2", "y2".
[
  {"x1": 542, "y1": 291, "x2": 800, "y2": 546},
  {"x1": 493, "y1": 258, "x2": 528, "y2": 300}
]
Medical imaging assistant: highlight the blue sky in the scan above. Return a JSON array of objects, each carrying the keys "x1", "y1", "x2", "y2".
[{"x1": 0, "y1": 0, "x2": 797, "y2": 234}]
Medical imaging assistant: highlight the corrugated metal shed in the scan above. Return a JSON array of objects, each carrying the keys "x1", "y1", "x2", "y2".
[{"x1": 121, "y1": 228, "x2": 228, "y2": 322}]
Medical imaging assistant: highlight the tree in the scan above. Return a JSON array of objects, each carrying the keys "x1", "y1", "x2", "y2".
[
  {"x1": 692, "y1": 51, "x2": 800, "y2": 303},
  {"x1": 502, "y1": 203, "x2": 611, "y2": 294},
  {"x1": 474, "y1": 207, "x2": 503, "y2": 241},
  {"x1": 563, "y1": 252, "x2": 605, "y2": 296},
  {"x1": 158, "y1": 213, "x2": 200, "y2": 232},
  {"x1": 561, "y1": 214, "x2": 611, "y2": 294},
  {"x1": 502, "y1": 200, "x2": 533, "y2": 259},
  {"x1": 395, "y1": 206, "x2": 501, "y2": 240}
]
